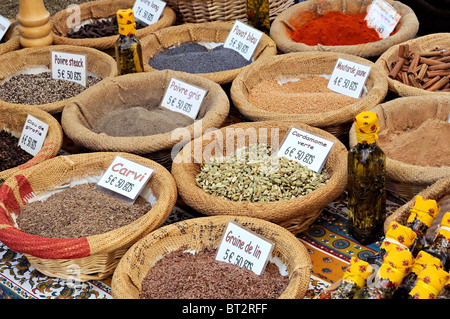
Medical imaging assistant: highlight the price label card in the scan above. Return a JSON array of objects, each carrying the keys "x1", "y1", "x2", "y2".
[
  {"x1": 276, "y1": 126, "x2": 335, "y2": 173},
  {"x1": 223, "y1": 20, "x2": 263, "y2": 61},
  {"x1": 18, "y1": 115, "x2": 49, "y2": 156},
  {"x1": 215, "y1": 221, "x2": 274, "y2": 276},
  {"x1": 160, "y1": 78, "x2": 208, "y2": 119},
  {"x1": 0, "y1": 14, "x2": 11, "y2": 42},
  {"x1": 51, "y1": 51, "x2": 87, "y2": 87},
  {"x1": 365, "y1": 0, "x2": 401, "y2": 39},
  {"x1": 327, "y1": 58, "x2": 371, "y2": 98},
  {"x1": 132, "y1": 0, "x2": 166, "y2": 25},
  {"x1": 96, "y1": 156, "x2": 155, "y2": 204}
]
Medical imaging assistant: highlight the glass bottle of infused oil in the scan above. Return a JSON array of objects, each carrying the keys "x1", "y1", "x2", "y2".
[
  {"x1": 115, "y1": 9, "x2": 144, "y2": 75},
  {"x1": 246, "y1": 0, "x2": 270, "y2": 34},
  {"x1": 347, "y1": 111, "x2": 386, "y2": 245}
]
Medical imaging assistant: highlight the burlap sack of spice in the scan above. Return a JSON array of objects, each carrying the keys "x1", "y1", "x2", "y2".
[
  {"x1": 384, "y1": 176, "x2": 450, "y2": 239},
  {"x1": 111, "y1": 215, "x2": 312, "y2": 299},
  {"x1": 270, "y1": 0, "x2": 419, "y2": 58},
  {"x1": 51, "y1": 0, "x2": 176, "y2": 55},
  {"x1": 230, "y1": 51, "x2": 388, "y2": 138},
  {"x1": 61, "y1": 69, "x2": 229, "y2": 166},
  {"x1": 0, "y1": 21, "x2": 20, "y2": 55},
  {"x1": 171, "y1": 121, "x2": 348, "y2": 234},
  {"x1": 349, "y1": 95, "x2": 450, "y2": 203},
  {"x1": 0, "y1": 45, "x2": 118, "y2": 114},
  {"x1": 376, "y1": 33, "x2": 450, "y2": 97},
  {"x1": 0, "y1": 152, "x2": 177, "y2": 281},
  {"x1": 0, "y1": 104, "x2": 63, "y2": 186},
  {"x1": 164, "y1": 0, "x2": 294, "y2": 24},
  {"x1": 140, "y1": 21, "x2": 278, "y2": 85}
]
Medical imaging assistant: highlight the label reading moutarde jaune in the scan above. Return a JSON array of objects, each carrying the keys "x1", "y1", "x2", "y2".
[
  {"x1": 96, "y1": 156, "x2": 155, "y2": 205},
  {"x1": 327, "y1": 58, "x2": 371, "y2": 98}
]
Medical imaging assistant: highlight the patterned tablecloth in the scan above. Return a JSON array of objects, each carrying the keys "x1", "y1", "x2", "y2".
[{"x1": 0, "y1": 193, "x2": 403, "y2": 299}]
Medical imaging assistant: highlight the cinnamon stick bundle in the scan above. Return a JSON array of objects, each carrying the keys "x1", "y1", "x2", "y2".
[{"x1": 388, "y1": 45, "x2": 450, "y2": 92}]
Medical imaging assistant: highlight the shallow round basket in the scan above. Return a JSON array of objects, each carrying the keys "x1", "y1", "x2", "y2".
[
  {"x1": 141, "y1": 21, "x2": 278, "y2": 85},
  {"x1": 171, "y1": 120, "x2": 348, "y2": 234},
  {"x1": 384, "y1": 176, "x2": 450, "y2": 241},
  {"x1": 111, "y1": 215, "x2": 312, "y2": 299},
  {"x1": 0, "y1": 152, "x2": 177, "y2": 282},
  {"x1": 61, "y1": 69, "x2": 230, "y2": 169},
  {"x1": 0, "y1": 104, "x2": 63, "y2": 186},
  {"x1": 51, "y1": 0, "x2": 176, "y2": 56},
  {"x1": 230, "y1": 51, "x2": 388, "y2": 138},
  {"x1": 349, "y1": 95, "x2": 450, "y2": 203},
  {"x1": 164, "y1": 0, "x2": 294, "y2": 24},
  {"x1": 0, "y1": 45, "x2": 118, "y2": 114},
  {"x1": 376, "y1": 33, "x2": 450, "y2": 97},
  {"x1": 0, "y1": 20, "x2": 20, "y2": 55},
  {"x1": 270, "y1": 0, "x2": 419, "y2": 58}
]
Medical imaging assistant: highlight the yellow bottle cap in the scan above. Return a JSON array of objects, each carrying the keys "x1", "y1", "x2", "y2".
[
  {"x1": 411, "y1": 250, "x2": 443, "y2": 275},
  {"x1": 380, "y1": 221, "x2": 417, "y2": 251},
  {"x1": 378, "y1": 247, "x2": 414, "y2": 285},
  {"x1": 436, "y1": 212, "x2": 450, "y2": 240},
  {"x1": 117, "y1": 9, "x2": 137, "y2": 36},
  {"x1": 354, "y1": 111, "x2": 379, "y2": 144},
  {"x1": 407, "y1": 195, "x2": 440, "y2": 227}
]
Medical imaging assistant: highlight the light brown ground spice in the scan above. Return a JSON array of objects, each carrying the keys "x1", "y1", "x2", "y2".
[
  {"x1": 377, "y1": 118, "x2": 450, "y2": 167},
  {"x1": 139, "y1": 248, "x2": 289, "y2": 299},
  {"x1": 247, "y1": 75, "x2": 357, "y2": 114},
  {"x1": 17, "y1": 183, "x2": 152, "y2": 238}
]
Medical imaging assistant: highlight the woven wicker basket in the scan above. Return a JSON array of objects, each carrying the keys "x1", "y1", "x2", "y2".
[
  {"x1": 164, "y1": 0, "x2": 294, "y2": 24},
  {"x1": 0, "y1": 45, "x2": 118, "y2": 114},
  {"x1": 111, "y1": 215, "x2": 312, "y2": 299},
  {"x1": 51, "y1": 0, "x2": 176, "y2": 56},
  {"x1": 0, "y1": 20, "x2": 20, "y2": 55},
  {"x1": 0, "y1": 152, "x2": 177, "y2": 281},
  {"x1": 349, "y1": 95, "x2": 450, "y2": 203},
  {"x1": 140, "y1": 21, "x2": 278, "y2": 85},
  {"x1": 230, "y1": 51, "x2": 388, "y2": 138},
  {"x1": 61, "y1": 69, "x2": 230, "y2": 170},
  {"x1": 376, "y1": 33, "x2": 450, "y2": 97},
  {"x1": 270, "y1": 0, "x2": 419, "y2": 58},
  {"x1": 0, "y1": 104, "x2": 63, "y2": 186},
  {"x1": 171, "y1": 120, "x2": 348, "y2": 234},
  {"x1": 384, "y1": 176, "x2": 450, "y2": 239}
]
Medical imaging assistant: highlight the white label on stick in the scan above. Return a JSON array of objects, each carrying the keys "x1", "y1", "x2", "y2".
[
  {"x1": 96, "y1": 156, "x2": 155, "y2": 204},
  {"x1": 223, "y1": 20, "x2": 263, "y2": 61},
  {"x1": 132, "y1": 0, "x2": 166, "y2": 25},
  {"x1": 327, "y1": 58, "x2": 371, "y2": 98},
  {"x1": 18, "y1": 115, "x2": 49, "y2": 157},
  {"x1": 365, "y1": 0, "x2": 401, "y2": 39},
  {"x1": 51, "y1": 51, "x2": 87, "y2": 87},
  {"x1": 0, "y1": 14, "x2": 11, "y2": 42},
  {"x1": 276, "y1": 126, "x2": 334, "y2": 173},
  {"x1": 160, "y1": 78, "x2": 208, "y2": 119},
  {"x1": 215, "y1": 221, "x2": 274, "y2": 276}
]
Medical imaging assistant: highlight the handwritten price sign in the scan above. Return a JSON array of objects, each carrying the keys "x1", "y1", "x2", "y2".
[
  {"x1": 132, "y1": 0, "x2": 166, "y2": 25},
  {"x1": 160, "y1": 78, "x2": 208, "y2": 119},
  {"x1": 96, "y1": 156, "x2": 154, "y2": 205},
  {"x1": 327, "y1": 58, "x2": 371, "y2": 98},
  {"x1": 224, "y1": 20, "x2": 263, "y2": 61},
  {"x1": 276, "y1": 126, "x2": 334, "y2": 173},
  {"x1": 0, "y1": 14, "x2": 11, "y2": 42},
  {"x1": 215, "y1": 221, "x2": 274, "y2": 275},
  {"x1": 52, "y1": 51, "x2": 87, "y2": 87},
  {"x1": 18, "y1": 115, "x2": 49, "y2": 156},
  {"x1": 365, "y1": 0, "x2": 401, "y2": 39}
]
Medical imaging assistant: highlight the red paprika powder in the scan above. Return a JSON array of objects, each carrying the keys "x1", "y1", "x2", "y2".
[{"x1": 289, "y1": 11, "x2": 390, "y2": 46}]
